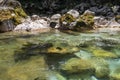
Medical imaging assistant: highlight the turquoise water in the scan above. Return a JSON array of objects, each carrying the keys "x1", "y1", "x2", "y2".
[{"x1": 0, "y1": 30, "x2": 120, "y2": 80}]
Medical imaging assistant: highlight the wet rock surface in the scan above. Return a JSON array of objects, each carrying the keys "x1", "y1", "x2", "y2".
[{"x1": 0, "y1": 0, "x2": 27, "y2": 32}]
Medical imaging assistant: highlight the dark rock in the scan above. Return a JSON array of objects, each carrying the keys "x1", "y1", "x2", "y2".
[
  {"x1": 89, "y1": 5, "x2": 114, "y2": 17},
  {"x1": 0, "y1": 20, "x2": 15, "y2": 32},
  {"x1": 74, "y1": 2, "x2": 90, "y2": 14},
  {"x1": 50, "y1": 22, "x2": 57, "y2": 28},
  {"x1": 18, "y1": 0, "x2": 120, "y2": 17}
]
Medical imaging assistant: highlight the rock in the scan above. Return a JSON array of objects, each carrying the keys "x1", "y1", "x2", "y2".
[
  {"x1": 74, "y1": 11, "x2": 94, "y2": 30},
  {"x1": 50, "y1": 14, "x2": 61, "y2": 28},
  {"x1": 83, "y1": 10, "x2": 95, "y2": 16},
  {"x1": 61, "y1": 58, "x2": 95, "y2": 74},
  {"x1": 0, "y1": 19, "x2": 15, "y2": 32},
  {"x1": 115, "y1": 15, "x2": 120, "y2": 23},
  {"x1": 5, "y1": 56, "x2": 48, "y2": 80},
  {"x1": 89, "y1": 5, "x2": 114, "y2": 17},
  {"x1": 0, "y1": 0, "x2": 27, "y2": 24},
  {"x1": 91, "y1": 58, "x2": 110, "y2": 78},
  {"x1": 74, "y1": 2, "x2": 90, "y2": 14},
  {"x1": 48, "y1": 71, "x2": 66, "y2": 80},
  {"x1": 109, "y1": 60, "x2": 120, "y2": 80},
  {"x1": 0, "y1": 0, "x2": 21, "y2": 7},
  {"x1": 14, "y1": 16, "x2": 50, "y2": 32},
  {"x1": 94, "y1": 17, "x2": 120, "y2": 29},
  {"x1": 74, "y1": 50, "x2": 92, "y2": 59},
  {"x1": 67, "y1": 9, "x2": 79, "y2": 18},
  {"x1": 31, "y1": 15, "x2": 40, "y2": 21},
  {"x1": 80, "y1": 10, "x2": 94, "y2": 27},
  {"x1": 59, "y1": 13, "x2": 76, "y2": 30},
  {"x1": 88, "y1": 47, "x2": 118, "y2": 58},
  {"x1": 112, "y1": 5, "x2": 120, "y2": 13},
  {"x1": 59, "y1": 10, "x2": 94, "y2": 31},
  {"x1": 0, "y1": 0, "x2": 27, "y2": 32},
  {"x1": 51, "y1": 14, "x2": 61, "y2": 20}
]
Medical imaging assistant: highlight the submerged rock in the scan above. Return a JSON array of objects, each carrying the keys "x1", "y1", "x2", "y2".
[
  {"x1": 61, "y1": 58, "x2": 95, "y2": 74},
  {"x1": 48, "y1": 71, "x2": 66, "y2": 80},
  {"x1": 2, "y1": 56, "x2": 48, "y2": 80},
  {"x1": 109, "y1": 60, "x2": 120, "y2": 80},
  {"x1": 92, "y1": 58, "x2": 110, "y2": 78},
  {"x1": 88, "y1": 47, "x2": 118, "y2": 58}
]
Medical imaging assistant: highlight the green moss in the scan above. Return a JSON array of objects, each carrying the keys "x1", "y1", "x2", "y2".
[
  {"x1": 91, "y1": 58, "x2": 110, "y2": 78},
  {"x1": 78, "y1": 13, "x2": 94, "y2": 27},
  {"x1": 61, "y1": 58, "x2": 95, "y2": 73},
  {"x1": 13, "y1": 7, "x2": 27, "y2": 24},
  {"x1": 0, "y1": 7, "x2": 27, "y2": 25},
  {"x1": 60, "y1": 14, "x2": 76, "y2": 23},
  {"x1": 115, "y1": 15, "x2": 120, "y2": 22},
  {"x1": 88, "y1": 47, "x2": 118, "y2": 58},
  {"x1": 14, "y1": 7, "x2": 27, "y2": 18},
  {"x1": 5, "y1": 56, "x2": 48, "y2": 80},
  {"x1": 0, "y1": 9, "x2": 13, "y2": 21}
]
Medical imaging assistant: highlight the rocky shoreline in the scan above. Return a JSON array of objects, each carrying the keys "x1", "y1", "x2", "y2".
[{"x1": 0, "y1": 0, "x2": 120, "y2": 33}]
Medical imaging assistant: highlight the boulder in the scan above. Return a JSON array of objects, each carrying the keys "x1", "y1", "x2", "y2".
[
  {"x1": 0, "y1": 0, "x2": 27, "y2": 32},
  {"x1": 59, "y1": 10, "x2": 94, "y2": 31},
  {"x1": 0, "y1": 19, "x2": 15, "y2": 32},
  {"x1": 94, "y1": 16, "x2": 120, "y2": 29},
  {"x1": 14, "y1": 15, "x2": 50, "y2": 32},
  {"x1": 59, "y1": 13, "x2": 76, "y2": 30},
  {"x1": 50, "y1": 14, "x2": 61, "y2": 28},
  {"x1": 67, "y1": 9, "x2": 79, "y2": 18},
  {"x1": 61, "y1": 58, "x2": 95, "y2": 74}
]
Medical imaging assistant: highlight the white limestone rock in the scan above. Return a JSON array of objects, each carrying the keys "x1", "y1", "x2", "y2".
[
  {"x1": 14, "y1": 15, "x2": 50, "y2": 32},
  {"x1": 67, "y1": 9, "x2": 79, "y2": 18}
]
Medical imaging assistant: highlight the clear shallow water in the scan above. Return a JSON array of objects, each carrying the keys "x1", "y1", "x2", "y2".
[{"x1": 0, "y1": 30, "x2": 120, "y2": 80}]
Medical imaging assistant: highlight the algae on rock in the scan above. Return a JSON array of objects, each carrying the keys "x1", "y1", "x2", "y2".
[
  {"x1": 4, "y1": 56, "x2": 48, "y2": 80},
  {"x1": 61, "y1": 58, "x2": 95, "y2": 74}
]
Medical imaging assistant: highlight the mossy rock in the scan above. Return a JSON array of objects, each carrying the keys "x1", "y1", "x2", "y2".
[
  {"x1": 47, "y1": 46, "x2": 79, "y2": 54},
  {"x1": 110, "y1": 74, "x2": 120, "y2": 80},
  {"x1": 47, "y1": 41, "x2": 79, "y2": 54},
  {"x1": 61, "y1": 58, "x2": 95, "y2": 74},
  {"x1": 0, "y1": 9, "x2": 13, "y2": 22},
  {"x1": 115, "y1": 15, "x2": 120, "y2": 23},
  {"x1": 5, "y1": 56, "x2": 48, "y2": 80},
  {"x1": 0, "y1": 7, "x2": 27, "y2": 25},
  {"x1": 60, "y1": 14, "x2": 76, "y2": 23},
  {"x1": 91, "y1": 58, "x2": 110, "y2": 78},
  {"x1": 60, "y1": 14, "x2": 76, "y2": 29},
  {"x1": 76, "y1": 13, "x2": 94, "y2": 28},
  {"x1": 13, "y1": 7, "x2": 27, "y2": 24},
  {"x1": 110, "y1": 65, "x2": 120, "y2": 80},
  {"x1": 88, "y1": 47, "x2": 118, "y2": 58}
]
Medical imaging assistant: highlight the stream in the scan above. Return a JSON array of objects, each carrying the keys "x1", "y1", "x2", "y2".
[{"x1": 0, "y1": 30, "x2": 120, "y2": 80}]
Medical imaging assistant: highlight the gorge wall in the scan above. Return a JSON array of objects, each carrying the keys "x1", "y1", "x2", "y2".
[{"x1": 18, "y1": 0, "x2": 120, "y2": 17}]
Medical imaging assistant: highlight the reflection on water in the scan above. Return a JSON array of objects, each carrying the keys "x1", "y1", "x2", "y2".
[{"x1": 0, "y1": 30, "x2": 120, "y2": 80}]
